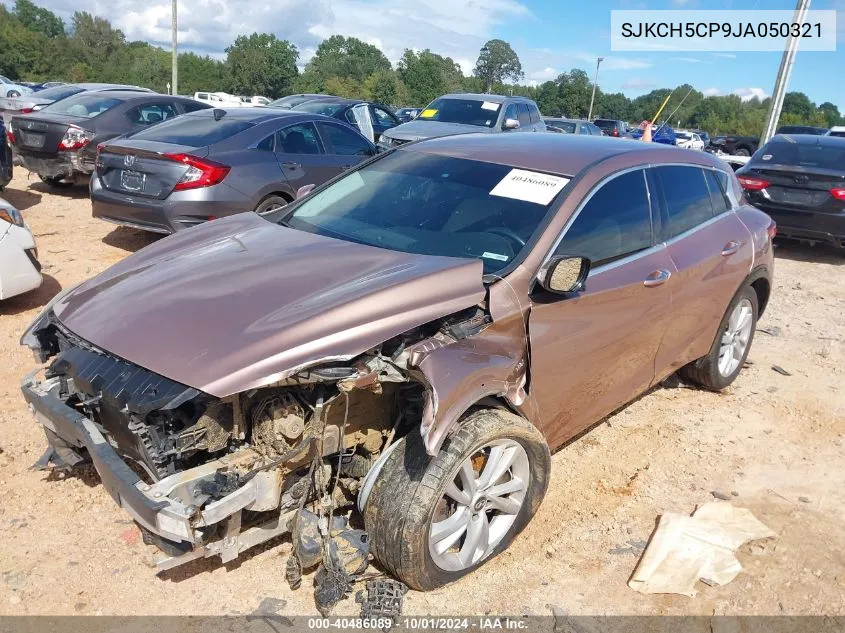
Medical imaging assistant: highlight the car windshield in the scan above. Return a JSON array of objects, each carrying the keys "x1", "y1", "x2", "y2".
[
  {"x1": 828, "y1": 130, "x2": 845, "y2": 138},
  {"x1": 546, "y1": 120, "x2": 576, "y2": 133},
  {"x1": 128, "y1": 113, "x2": 254, "y2": 146},
  {"x1": 415, "y1": 98, "x2": 501, "y2": 128},
  {"x1": 755, "y1": 139, "x2": 845, "y2": 170},
  {"x1": 676, "y1": 132, "x2": 691, "y2": 140},
  {"x1": 43, "y1": 94, "x2": 123, "y2": 118},
  {"x1": 34, "y1": 85, "x2": 85, "y2": 101},
  {"x1": 292, "y1": 101, "x2": 348, "y2": 116},
  {"x1": 284, "y1": 151, "x2": 567, "y2": 274}
]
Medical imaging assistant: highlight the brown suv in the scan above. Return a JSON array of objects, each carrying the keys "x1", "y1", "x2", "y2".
[{"x1": 20, "y1": 133, "x2": 774, "y2": 607}]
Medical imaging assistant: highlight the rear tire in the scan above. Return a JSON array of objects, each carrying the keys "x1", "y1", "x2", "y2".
[
  {"x1": 7, "y1": 90, "x2": 20, "y2": 98},
  {"x1": 39, "y1": 175, "x2": 73, "y2": 188},
  {"x1": 679, "y1": 285, "x2": 758, "y2": 391},
  {"x1": 254, "y1": 195, "x2": 289, "y2": 216},
  {"x1": 734, "y1": 148, "x2": 751, "y2": 157},
  {"x1": 364, "y1": 408, "x2": 550, "y2": 591}
]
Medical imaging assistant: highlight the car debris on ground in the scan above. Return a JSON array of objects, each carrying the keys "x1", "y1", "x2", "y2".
[{"x1": 628, "y1": 502, "x2": 776, "y2": 597}]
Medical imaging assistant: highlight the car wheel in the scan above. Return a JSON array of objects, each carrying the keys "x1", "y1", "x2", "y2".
[
  {"x1": 254, "y1": 195, "x2": 289, "y2": 216},
  {"x1": 364, "y1": 408, "x2": 550, "y2": 591},
  {"x1": 679, "y1": 285, "x2": 758, "y2": 391},
  {"x1": 734, "y1": 148, "x2": 751, "y2": 157},
  {"x1": 39, "y1": 175, "x2": 73, "y2": 188},
  {"x1": 7, "y1": 90, "x2": 20, "y2": 98}
]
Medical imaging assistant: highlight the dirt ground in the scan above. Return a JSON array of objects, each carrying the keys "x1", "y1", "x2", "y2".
[{"x1": 0, "y1": 169, "x2": 843, "y2": 617}]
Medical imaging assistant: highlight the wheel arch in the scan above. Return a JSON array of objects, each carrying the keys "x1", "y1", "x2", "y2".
[{"x1": 745, "y1": 265, "x2": 771, "y2": 316}]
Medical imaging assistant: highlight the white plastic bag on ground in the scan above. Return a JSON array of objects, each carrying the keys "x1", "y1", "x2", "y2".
[{"x1": 628, "y1": 502, "x2": 776, "y2": 597}]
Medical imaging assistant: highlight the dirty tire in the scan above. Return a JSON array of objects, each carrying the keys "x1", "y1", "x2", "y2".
[
  {"x1": 254, "y1": 194, "x2": 289, "y2": 216},
  {"x1": 39, "y1": 175, "x2": 73, "y2": 188},
  {"x1": 364, "y1": 408, "x2": 551, "y2": 591},
  {"x1": 679, "y1": 284, "x2": 758, "y2": 391},
  {"x1": 733, "y1": 148, "x2": 751, "y2": 157}
]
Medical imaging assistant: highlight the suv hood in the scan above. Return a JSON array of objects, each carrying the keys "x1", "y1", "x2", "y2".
[
  {"x1": 385, "y1": 119, "x2": 494, "y2": 142},
  {"x1": 51, "y1": 213, "x2": 485, "y2": 397}
]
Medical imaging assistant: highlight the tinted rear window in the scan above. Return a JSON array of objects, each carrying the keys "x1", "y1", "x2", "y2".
[
  {"x1": 654, "y1": 166, "x2": 714, "y2": 239},
  {"x1": 44, "y1": 94, "x2": 124, "y2": 118},
  {"x1": 31, "y1": 85, "x2": 84, "y2": 101},
  {"x1": 292, "y1": 101, "x2": 347, "y2": 116},
  {"x1": 547, "y1": 120, "x2": 576, "y2": 133},
  {"x1": 754, "y1": 139, "x2": 845, "y2": 170},
  {"x1": 129, "y1": 114, "x2": 254, "y2": 146}
]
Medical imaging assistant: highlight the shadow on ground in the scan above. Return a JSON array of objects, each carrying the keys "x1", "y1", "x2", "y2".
[
  {"x1": 102, "y1": 226, "x2": 162, "y2": 253},
  {"x1": 774, "y1": 240, "x2": 844, "y2": 266}
]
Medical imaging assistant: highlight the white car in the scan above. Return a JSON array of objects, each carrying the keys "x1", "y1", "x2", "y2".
[
  {"x1": 0, "y1": 76, "x2": 33, "y2": 99},
  {"x1": 825, "y1": 126, "x2": 845, "y2": 138},
  {"x1": 675, "y1": 131, "x2": 705, "y2": 150},
  {"x1": 193, "y1": 91, "x2": 246, "y2": 107},
  {"x1": 0, "y1": 199, "x2": 42, "y2": 300}
]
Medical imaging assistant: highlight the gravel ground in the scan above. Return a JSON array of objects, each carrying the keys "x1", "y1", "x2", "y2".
[{"x1": 0, "y1": 171, "x2": 843, "y2": 617}]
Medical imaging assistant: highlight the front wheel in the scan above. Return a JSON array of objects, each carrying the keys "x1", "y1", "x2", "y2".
[
  {"x1": 734, "y1": 148, "x2": 751, "y2": 157},
  {"x1": 254, "y1": 194, "x2": 289, "y2": 216},
  {"x1": 364, "y1": 408, "x2": 551, "y2": 590},
  {"x1": 679, "y1": 285, "x2": 758, "y2": 390}
]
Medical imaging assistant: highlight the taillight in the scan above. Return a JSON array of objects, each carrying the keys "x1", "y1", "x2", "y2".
[
  {"x1": 20, "y1": 108, "x2": 33, "y2": 114},
  {"x1": 829, "y1": 188, "x2": 845, "y2": 201},
  {"x1": 164, "y1": 153, "x2": 230, "y2": 191},
  {"x1": 767, "y1": 219, "x2": 777, "y2": 240},
  {"x1": 611, "y1": 129, "x2": 619, "y2": 137},
  {"x1": 58, "y1": 125, "x2": 93, "y2": 151},
  {"x1": 737, "y1": 176, "x2": 770, "y2": 191},
  {"x1": 95, "y1": 143, "x2": 106, "y2": 164},
  {"x1": 5, "y1": 129, "x2": 14, "y2": 145}
]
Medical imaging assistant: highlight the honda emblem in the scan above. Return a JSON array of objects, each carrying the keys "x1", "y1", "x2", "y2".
[{"x1": 124, "y1": 154, "x2": 136, "y2": 167}]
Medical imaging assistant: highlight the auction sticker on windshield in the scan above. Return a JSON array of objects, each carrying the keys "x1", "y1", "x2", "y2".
[
  {"x1": 420, "y1": 109, "x2": 438, "y2": 118},
  {"x1": 481, "y1": 101, "x2": 500, "y2": 111},
  {"x1": 490, "y1": 169, "x2": 570, "y2": 205}
]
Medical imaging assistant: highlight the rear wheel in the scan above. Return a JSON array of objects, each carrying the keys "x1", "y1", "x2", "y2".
[
  {"x1": 679, "y1": 285, "x2": 758, "y2": 391},
  {"x1": 7, "y1": 90, "x2": 20, "y2": 98},
  {"x1": 364, "y1": 408, "x2": 550, "y2": 590},
  {"x1": 734, "y1": 148, "x2": 751, "y2": 157},
  {"x1": 254, "y1": 195, "x2": 289, "y2": 216},
  {"x1": 39, "y1": 175, "x2": 73, "y2": 188}
]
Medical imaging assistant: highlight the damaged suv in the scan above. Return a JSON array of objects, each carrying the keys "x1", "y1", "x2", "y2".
[{"x1": 21, "y1": 133, "x2": 774, "y2": 605}]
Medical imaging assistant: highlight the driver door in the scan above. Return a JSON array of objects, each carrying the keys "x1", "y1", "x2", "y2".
[{"x1": 528, "y1": 169, "x2": 675, "y2": 448}]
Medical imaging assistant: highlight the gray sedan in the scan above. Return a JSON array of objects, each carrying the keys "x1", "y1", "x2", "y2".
[
  {"x1": 90, "y1": 108, "x2": 377, "y2": 234},
  {"x1": 543, "y1": 118, "x2": 604, "y2": 135}
]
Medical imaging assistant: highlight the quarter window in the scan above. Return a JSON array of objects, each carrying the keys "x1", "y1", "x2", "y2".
[
  {"x1": 654, "y1": 166, "x2": 715, "y2": 239},
  {"x1": 704, "y1": 170, "x2": 731, "y2": 214},
  {"x1": 319, "y1": 123, "x2": 372, "y2": 156},
  {"x1": 554, "y1": 169, "x2": 653, "y2": 266}
]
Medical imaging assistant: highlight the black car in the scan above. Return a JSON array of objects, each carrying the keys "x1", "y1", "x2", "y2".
[
  {"x1": 9, "y1": 91, "x2": 209, "y2": 187},
  {"x1": 708, "y1": 135, "x2": 759, "y2": 156},
  {"x1": 592, "y1": 118, "x2": 627, "y2": 137},
  {"x1": 291, "y1": 98, "x2": 400, "y2": 141},
  {"x1": 737, "y1": 134, "x2": 845, "y2": 249},
  {"x1": 776, "y1": 125, "x2": 828, "y2": 136},
  {"x1": 0, "y1": 118, "x2": 12, "y2": 190},
  {"x1": 395, "y1": 107, "x2": 421, "y2": 123}
]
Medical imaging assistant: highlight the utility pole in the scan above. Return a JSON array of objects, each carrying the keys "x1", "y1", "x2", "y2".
[
  {"x1": 761, "y1": 0, "x2": 810, "y2": 144},
  {"x1": 171, "y1": 0, "x2": 178, "y2": 95},
  {"x1": 587, "y1": 57, "x2": 603, "y2": 121}
]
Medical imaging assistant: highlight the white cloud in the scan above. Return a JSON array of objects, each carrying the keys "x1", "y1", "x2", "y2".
[
  {"x1": 529, "y1": 67, "x2": 558, "y2": 82},
  {"x1": 571, "y1": 53, "x2": 652, "y2": 71},
  {"x1": 621, "y1": 78, "x2": 657, "y2": 91},
  {"x1": 703, "y1": 87, "x2": 723, "y2": 97},
  {"x1": 733, "y1": 87, "x2": 769, "y2": 101},
  {"x1": 671, "y1": 56, "x2": 704, "y2": 63}
]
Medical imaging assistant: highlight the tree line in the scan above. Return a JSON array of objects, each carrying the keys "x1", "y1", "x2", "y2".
[{"x1": 1, "y1": 0, "x2": 842, "y2": 137}]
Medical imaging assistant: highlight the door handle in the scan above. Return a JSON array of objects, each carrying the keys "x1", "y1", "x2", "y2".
[
  {"x1": 643, "y1": 269, "x2": 671, "y2": 287},
  {"x1": 282, "y1": 161, "x2": 300, "y2": 170},
  {"x1": 721, "y1": 240, "x2": 742, "y2": 256}
]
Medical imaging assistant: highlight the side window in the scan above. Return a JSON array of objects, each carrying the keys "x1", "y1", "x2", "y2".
[
  {"x1": 181, "y1": 101, "x2": 208, "y2": 113},
  {"x1": 344, "y1": 110, "x2": 357, "y2": 126},
  {"x1": 371, "y1": 106, "x2": 395, "y2": 126},
  {"x1": 275, "y1": 123, "x2": 323, "y2": 155},
  {"x1": 529, "y1": 104, "x2": 541, "y2": 124},
  {"x1": 654, "y1": 166, "x2": 715, "y2": 239},
  {"x1": 517, "y1": 103, "x2": 531, "y2": 127},
  {"x1": 256, "y1": 134, "x2": 274, "y2": 151},
  {"x1": 704, "y1": 169, "x2": 731, "y2": 214},
  {"x1": 555, "y1": 169, "x2": 653, "y2": 266},
  {"x1": 319, "y1": 123, "x2": 372, "y2": 156},
  {"x1": 126, "y1": 103, "x2": 179, "y2": 126},
  {"x1": 578, "y1": 125, "x2": 590, "y2": 135},
  {"x1": 503, "y1": 103, "x2": 518, "y2": 122}
]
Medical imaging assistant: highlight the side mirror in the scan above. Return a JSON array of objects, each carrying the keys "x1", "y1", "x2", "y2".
[
  {"x1": 538, "y1": 256, "x2": 590, "y2": 294},
  {"x1": 502, "y1": 118, "x2": 520, "y2": 131},
  {"x1": 296, "y1": 184, "x2": 315, "y2": 200}
]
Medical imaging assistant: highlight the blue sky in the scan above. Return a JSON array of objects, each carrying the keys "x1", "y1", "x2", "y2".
[{"x1": 11, "y1": 0, "x2": 845, "y2": 108}]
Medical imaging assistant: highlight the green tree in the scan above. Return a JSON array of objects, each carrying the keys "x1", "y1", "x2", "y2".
[
  {"x1": 595, "y1": 91, "x2": 631, "y2": 121},
  {"x1": 225, "y1": 33, "x2": 298, "y2": 97},
  {"x1": 781, "y1": 92, "x2": 815, "y2": 120},
  {"x1": 397, "y1": 49, "x2": 462, "y2": 106},
  {"x1": 365, "y1": 69, "x2": 399, "y2": 105},
  {"x1": 817, "y1": 102, "x2": 842, "y2": 127},
  {"x1": 556, "y1": 69, "x2": 592, "y2": 119},
  {"x1": 307, "y1": 35, "x2": 391, "y2": 84},
  {"x1": 177, "y1": 51, "x2": 230, "y2": 95},
  {"x1": 13, "y1": 0, "x2": 64, "y2": 38},
  {"x1": 69, "y1": 11, "x2": 126, "y2": 75},
  {"x1": 473, "y1": 39, "x2": 523, "y2": 93}
]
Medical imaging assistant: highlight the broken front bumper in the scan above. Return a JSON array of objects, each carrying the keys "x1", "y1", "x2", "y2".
[{"x1": 21, "y1": 370, "x2": 296, "y2": 570}]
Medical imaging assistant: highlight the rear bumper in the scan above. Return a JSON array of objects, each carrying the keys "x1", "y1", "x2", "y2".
[
  {"x1": 22, "y1": 370, "x2": 297, "y2": 570},
  {"x1": 753, "y1": 205, "x2": 845, "y2": 248},
  {"x1": 90, "y1": 174, "x2": 252, "y2": 234},
  {"x1": 15, "y1": 150, "x2": 93, "y2": 179}
]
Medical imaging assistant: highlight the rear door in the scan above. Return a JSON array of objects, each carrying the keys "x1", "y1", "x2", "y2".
[
  {"x1": 651, "y1": 165, "x2": 753, "y2": 377},
  {"x1": 274, "y1": 121, "x2": 340, "y2": 190},
  {"x1": 528, "y1": 168, "x2": 675, "y2": 447},
  {"x1": 316, "y1": 121, "x2": 375, "y2": 174}
]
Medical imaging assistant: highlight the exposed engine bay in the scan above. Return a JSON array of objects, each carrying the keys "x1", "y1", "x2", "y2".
[{"x1": 22, "y1": 304, "x2": 504, "y2": 613}]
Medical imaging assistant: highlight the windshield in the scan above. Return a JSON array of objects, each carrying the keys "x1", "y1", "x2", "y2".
[
  {"x1": 546, "y1": 120, "x2": 576, "y2": 133},
  {"x1": 292, "y1": 101, "x2": 347, "y2": 116},
  {"x1": 755, "y1": 139, "x2": 845, "y2": 170},
  {"x1": 285, "y1": 151, "x2": 569, "y2": 273},
  {"x1": 43, "y1": 94, "x2": 123, "y2": 118},
  {"x1": 416, "y1": 98, "x2": 501, "y2": 128},
  {"x1": 35, "y1": 85, "x2": 85, "y2": 101}
]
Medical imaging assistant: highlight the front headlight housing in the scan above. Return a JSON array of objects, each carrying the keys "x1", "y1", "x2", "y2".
[
  {"x1": 0, "y1": 205, "x2": 24, "y2": 227},
  {"x1": 379, "y1": 135, "x2": 394, "y2": 148}
]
